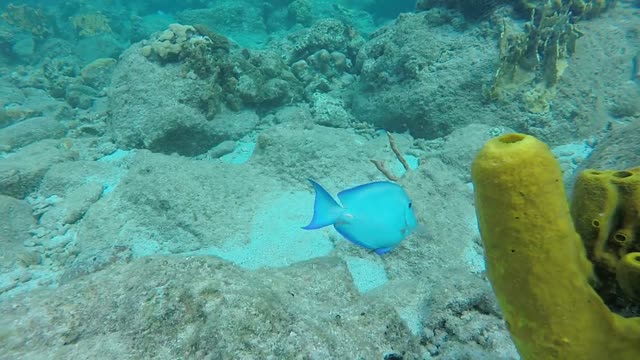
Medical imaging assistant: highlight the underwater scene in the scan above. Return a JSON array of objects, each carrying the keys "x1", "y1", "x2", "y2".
[{"x1": 0, "y1": 0, "x2": 639, "y2": 359}]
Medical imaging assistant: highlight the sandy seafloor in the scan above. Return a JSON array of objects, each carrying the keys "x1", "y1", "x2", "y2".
[{"x1": 0, "y1": 0, "x2": 639, "y2": 359}]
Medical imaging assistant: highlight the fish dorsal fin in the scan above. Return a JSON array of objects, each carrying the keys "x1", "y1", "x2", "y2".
[
  {"x1": 337, "y1": 181, "x2": 396, "y2": 207},
  {"x1": 302, "y1": 179, "x2": 344, "y2": 230}
]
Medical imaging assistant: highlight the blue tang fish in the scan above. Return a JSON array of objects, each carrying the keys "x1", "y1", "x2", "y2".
[{"x1": 302, "y1": 179, "x2": 418, "y2": 254}]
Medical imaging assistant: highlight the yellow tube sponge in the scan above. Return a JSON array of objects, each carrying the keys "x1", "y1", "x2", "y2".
[{"x1": 471, "y1": 133, "x2": 640, "y2": 360}]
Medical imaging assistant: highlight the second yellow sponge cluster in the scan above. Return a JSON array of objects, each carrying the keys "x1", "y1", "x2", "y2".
[{"x1": 571, "y1": 167, "x2": 640, "y2": 301}]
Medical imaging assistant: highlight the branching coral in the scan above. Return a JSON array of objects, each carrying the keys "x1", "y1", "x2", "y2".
[
  {"x1": 483, "y1": 5, "x2": 583, "y2": 114},
  {"x1": 519, "y1": 0, "x2": 613, "y2": 19},
  {"x1": 417, "y1": 0, "x2": 614, "y2": 19},
  {"x1": 69, "y1": 12, "x2": 112, "y2": 37},
  {"x1": 1, "y1": 3, "x2": 52, "y2": 38},
  {"x1": 371, "y1": 132, "x2": 412, "y2": 181},
  {"x1": 488, "y1": 6, "x2": 582, "y2": 100}
]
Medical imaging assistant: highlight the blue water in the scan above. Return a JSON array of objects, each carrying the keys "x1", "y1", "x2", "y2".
[{"x1": 0, "y1": 0, "x2": 638, "y2": 359}]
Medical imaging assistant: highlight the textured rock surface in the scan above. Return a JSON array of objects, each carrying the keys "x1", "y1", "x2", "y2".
[
  {"x1": 0, "y1": 195, "x2": 34, "y2": 271},
  {"x1": 565, "y1": 120, "x2": 640, "y2": 195},
  {"x1": 577, "y1": 121, "x2": 640, "y2": 172},
  {"x1": 351, "y1": 11, "x2": 500, "y2": 139},
  {"x1": 0, "y1": 139, "x2": 77, "y2": 198},
  {"x1": 107, "y1": 44, "x2": 221, "y2": 156},
  {"x1": 0, "y1": 116, "x2": 66, "y2": 151},
  {"x1": 0, "y1": 256, "x2": 423, "y2": 359}
]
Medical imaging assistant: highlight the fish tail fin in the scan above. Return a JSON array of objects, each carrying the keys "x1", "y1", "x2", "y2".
[{"x1": 302, "y1": 179, "x2": 343, "y2": 230}]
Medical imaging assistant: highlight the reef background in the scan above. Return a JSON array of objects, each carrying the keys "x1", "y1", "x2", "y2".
[{"x1": 0, "y1": 0, "x2": 639, "y2": 359}]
